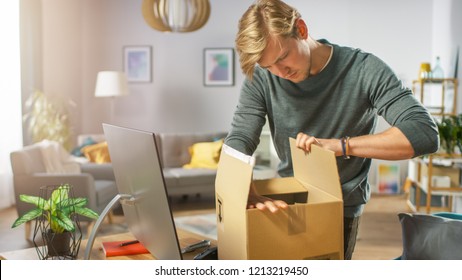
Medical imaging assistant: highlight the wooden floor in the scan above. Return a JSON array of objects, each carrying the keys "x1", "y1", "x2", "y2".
[
  {"x1": 353, "y1": 194, "x2": 408, "y2": 260},
  {"x1": 0, "y1": 193, "x2": 410, "y2": 260}
]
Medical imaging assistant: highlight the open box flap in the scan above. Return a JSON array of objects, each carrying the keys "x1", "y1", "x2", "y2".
[
  {"x1": 216, "y1": 149, "x2": 253, "y2": 209},
  {"x1": 215, "y1": 149, "x2": 253, "y2": 259},
  {"x1": 289, "y1": 138, "x2": 342, "y2": 200}
]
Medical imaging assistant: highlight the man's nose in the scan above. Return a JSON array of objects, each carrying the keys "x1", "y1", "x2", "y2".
[{"x1": 273, "y1": 63, "x2": 290, "y2": 78}]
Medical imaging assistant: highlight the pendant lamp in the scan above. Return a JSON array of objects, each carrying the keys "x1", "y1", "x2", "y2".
[{"x1": 142, "y1": 0, "x2": 211, "y2": 33}]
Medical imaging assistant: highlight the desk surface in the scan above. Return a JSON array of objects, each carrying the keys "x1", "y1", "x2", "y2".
[{"x1": 0, "y1": 229, "x2": 215, "y2": 260}]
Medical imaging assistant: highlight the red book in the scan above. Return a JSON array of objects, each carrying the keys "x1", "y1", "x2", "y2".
[{"x1": 101, "y1": 240, "x2": 149, "y2": 257}]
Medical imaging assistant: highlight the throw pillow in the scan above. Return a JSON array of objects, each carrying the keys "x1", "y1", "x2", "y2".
[
  {"x1": 71, "y1": 137, "x2": 97, "y2": 157},
  {"x1": 81, "y1": 141, "x2": 111, "y2": 164},
  {"x1": 398, "y1": 212, "x2": 462, "y2": 260},
  {"x1": 183, "y1": 139, "x2": 224, "y2": 169}
]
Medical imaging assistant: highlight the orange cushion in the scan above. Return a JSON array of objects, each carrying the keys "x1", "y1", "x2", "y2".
[{"x1": 81, "y1": 142, "x2": 111, "y2": 163}]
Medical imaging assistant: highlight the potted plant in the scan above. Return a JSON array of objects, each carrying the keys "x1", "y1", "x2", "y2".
[
  {"x1": 11, "y1": 184, "x2": 99, "y2": 259},
  {"x1": 436, "y1": 114, "x2": 462, "y2": 155},
  {"x1": 23, "y1": 89, "x2": 75, "y2": 151}
]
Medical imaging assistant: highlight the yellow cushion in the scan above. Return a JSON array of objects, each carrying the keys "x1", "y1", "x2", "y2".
[
  {"x1": 81, "y1": 142, "x2": 111, "y2": 164},
  {"x1": 183, "y1": 139, "x2": 224, "y2": 169}
]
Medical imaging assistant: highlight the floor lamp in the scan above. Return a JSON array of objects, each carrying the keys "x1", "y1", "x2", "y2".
[{"x1": 94, "y1": 71, "x2": 129, "y2": 123}]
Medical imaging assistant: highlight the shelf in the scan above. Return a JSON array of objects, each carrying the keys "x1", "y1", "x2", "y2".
[
  {"x1": 415, "y1": 78, "x2": 457, "y2": 84},
  {"x1": 406, "y1": 153, "x2": 462, "y2": 213},
  {"x1": 412, "y1": 78, "x2": 458, "y2": 117}
]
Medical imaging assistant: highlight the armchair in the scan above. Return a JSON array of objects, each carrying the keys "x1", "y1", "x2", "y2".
[{"x1": 10, "y1": 143, "x2": 118, "y2": 239}]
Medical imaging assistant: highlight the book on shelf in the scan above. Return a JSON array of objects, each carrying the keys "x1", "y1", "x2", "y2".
[{"x1": 101, "y1": 240, "x2": 149, "y2": 257}]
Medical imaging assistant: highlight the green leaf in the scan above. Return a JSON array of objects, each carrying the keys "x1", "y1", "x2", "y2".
[
  {"x1": 52, "y1": 185, "x2": 69, "y2": 204},
  {"x1": 11, "y1": 208, "x2": 43, "y2": 228},
  {"x1": 19, "y1": 195, "x2": 49, "y2": 210},
  {"x1": 58, "y1": 212, "x2": 75, "y2": 232},
  {"x1": 58, "y1": 197, "x2": 87, "y2": 209},
  {"x1": 50, "y1": 213, "x2": 74, "y2": 233},
  {"x1": 74, "y1": 207, "x2": 99, "y2": 220}
]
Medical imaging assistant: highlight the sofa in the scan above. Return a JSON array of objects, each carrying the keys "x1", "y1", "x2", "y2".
[
  {"x1": 77, "y1": 131, "x2": 229, "y2": 197},
  {"x1": 10, "y1": 141, "x2": 118, "y2": 238}
]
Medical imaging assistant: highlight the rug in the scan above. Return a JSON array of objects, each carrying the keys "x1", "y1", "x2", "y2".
[{"x1": 174, "y1": 214, "x2": 217, "y2": 240}]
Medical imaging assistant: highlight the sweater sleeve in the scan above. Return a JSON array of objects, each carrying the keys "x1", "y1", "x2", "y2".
[
  {"x1": 365, "y1": 55, "x2": 439, "y2": 157},
  {"x1": 224, "y1": 70, "x2": 268, "y2": 156}
]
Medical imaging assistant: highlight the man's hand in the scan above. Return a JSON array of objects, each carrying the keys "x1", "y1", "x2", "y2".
[
  {"x1": 295, "y1": 132, "x2": 343, "y2": 156},
  {"x1": 295, "y1": 132, "x2": 321, "y2": 153},
  {"x1": 247, "y1": 182, "x2": 288, "y2": 213}
]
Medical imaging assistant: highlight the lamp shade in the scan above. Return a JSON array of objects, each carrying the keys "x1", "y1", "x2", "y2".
[
  {"x1": 94, "y1": 71, "x2": 129, "y2": 97},
  {"x1": 142, "y1": 0, "x2": 211, "y2": 33}
]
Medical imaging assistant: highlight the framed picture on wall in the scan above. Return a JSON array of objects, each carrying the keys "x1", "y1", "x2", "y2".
[
  {"x1": 123, "y1": 46, "x2": 152, "y2": 82},
  {"x1": 203, "y1": 48, "x2": 234, "y2": 86}
]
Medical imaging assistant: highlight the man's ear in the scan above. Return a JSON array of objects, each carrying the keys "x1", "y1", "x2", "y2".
[{"x1": 296, "y1": 19, "x2": 308, "y2": 39}]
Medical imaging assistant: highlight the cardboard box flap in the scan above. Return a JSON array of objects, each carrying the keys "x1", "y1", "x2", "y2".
[
  {"x1": 289, "y1": 138, "x2": 342, "y2": 200},
  {"x1": 215, "y1": 150, "x2": 253, "y2": 210},
  {"x1": 215, "y1": 149, "x2": 253, "y2": 259}
]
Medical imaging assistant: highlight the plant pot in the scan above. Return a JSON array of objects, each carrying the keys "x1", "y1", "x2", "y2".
[
  {"x1": 30, "y1": 185, "x2": 84, "y2": 260},
  {"x1": 43, "y1": 230, "x2": 71, "y2": 257}
]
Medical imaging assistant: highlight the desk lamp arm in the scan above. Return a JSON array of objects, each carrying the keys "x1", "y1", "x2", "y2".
[{"x1": 84, "y1": 194, "x2": 132, "y2": 260}]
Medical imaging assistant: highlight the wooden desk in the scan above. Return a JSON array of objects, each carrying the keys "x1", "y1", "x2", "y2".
[{"x1": 0, "y1": 229, "x2": 215, "y2": 260}]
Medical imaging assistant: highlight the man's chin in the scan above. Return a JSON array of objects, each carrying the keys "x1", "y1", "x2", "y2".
[
  {"x1": 288, "y1": 76, "x2": 306, "y2": 83},
  {"x1": 286, "y1": 72, "x2": 308, "y2": 83}
]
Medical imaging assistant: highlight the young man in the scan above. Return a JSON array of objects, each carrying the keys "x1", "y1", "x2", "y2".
[{"x1": 223, "y1": 0, "x2": 439, "y2": 259}]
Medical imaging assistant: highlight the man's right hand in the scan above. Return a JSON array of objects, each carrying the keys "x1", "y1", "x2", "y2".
[{"x1": 247, "y1": 182, "x2": 288, "y2": 213}]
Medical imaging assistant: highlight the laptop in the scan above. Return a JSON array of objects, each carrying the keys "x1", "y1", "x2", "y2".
[{"x1": 102, "y1": 123, "x2": 212, "y2": 260}]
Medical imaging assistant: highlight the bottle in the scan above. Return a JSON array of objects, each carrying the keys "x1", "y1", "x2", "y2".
[{"x1": 432, "y1": 56, "x2": 444, "y2": 79}]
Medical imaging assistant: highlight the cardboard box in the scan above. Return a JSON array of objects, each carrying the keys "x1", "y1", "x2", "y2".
[{"x1": 215, "y1": 138, "x2": 344, "y2": 260}]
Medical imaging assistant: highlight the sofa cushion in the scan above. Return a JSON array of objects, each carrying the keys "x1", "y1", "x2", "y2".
[
  {"x1": 158, "y1": 132, "x2": 228, "y2": 168},
  {"x1": 168, "y1": 167, "x2": 217, "y2": 186},
  {"x1": 399, "y1": 212, "x2": 462, "y2": 259},
  {"x1": 80, "y1": 162, "x2": 115, "y2": 181},
  {"x1": 71, "y1": 136, "x2": 97, "y2": 157},
  {"x1": 162, "y1": 168, "x2": 179, "y2": 188},
  {"x1": 81, "y1": 142, "x2": 111, "y2": 164},
  {"x1": 94, "y1": 180, "x2": 118, "y2": 210},
  {"x1": 183, "y1": 139, "x2": 223, "y2": 169}
]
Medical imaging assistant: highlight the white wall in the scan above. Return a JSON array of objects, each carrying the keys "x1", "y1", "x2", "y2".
[
  {"x1": 20, "y1": 0, "x2": 462, "y2": 193},
  {"x1": 432, "y1": 0, "x2": 462, "y2": 112},
  {"x1": 22, "y1": 0, "x2": 438, "y2": 141},
  {"x1": 78, "y1": 0, "x2": 248, "y2": 135},
  {"x1": 0, "y1": 1, "x2": 23, "y2": 209}
]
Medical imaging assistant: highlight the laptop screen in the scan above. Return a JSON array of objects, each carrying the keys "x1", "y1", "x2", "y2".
[{"x1": 103, "y1": 123, "x2": 183, "y2": 260}]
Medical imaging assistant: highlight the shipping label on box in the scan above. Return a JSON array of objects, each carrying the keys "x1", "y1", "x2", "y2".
[{"x1": 215, "y1": 138, "x2": 344, "y2": 260}]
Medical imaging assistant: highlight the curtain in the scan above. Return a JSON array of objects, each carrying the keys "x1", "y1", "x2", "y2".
[{"x1": 0, "y1": 2, "x2": 22, "y2": 209}]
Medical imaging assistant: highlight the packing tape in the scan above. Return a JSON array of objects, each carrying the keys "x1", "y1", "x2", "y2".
[{"x1": 288, "y1": 204, "x2": 306, "y2": 235}]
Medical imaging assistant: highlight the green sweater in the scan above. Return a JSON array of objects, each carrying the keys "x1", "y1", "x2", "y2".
[{"x1": 225, "y1": 39, "x2": 439, "y2": 217}]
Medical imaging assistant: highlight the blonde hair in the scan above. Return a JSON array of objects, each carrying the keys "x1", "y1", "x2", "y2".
[{"x1": 235, "y1": 0, "x2": 301, "y2": 79}]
